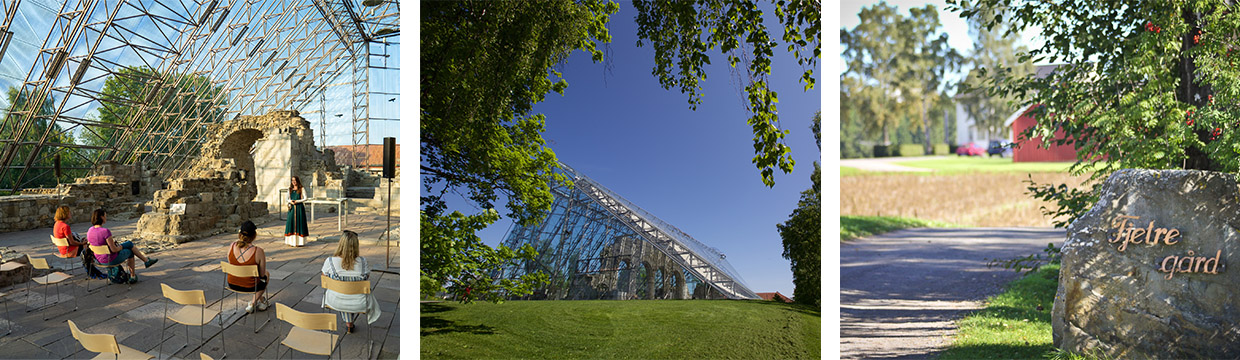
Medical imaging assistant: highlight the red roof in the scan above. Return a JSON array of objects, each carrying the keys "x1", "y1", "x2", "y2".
[
  {"x1": 326, "y1": 144, "x2": 399, "y2": 168},
  {"x1": 756, "y1": 292, "x2": 793, "y2": 303}
]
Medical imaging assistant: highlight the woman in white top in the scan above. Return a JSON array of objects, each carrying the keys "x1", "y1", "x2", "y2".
[{"x1": 321, "y1": 230, "x2": 381, "y2": 332}]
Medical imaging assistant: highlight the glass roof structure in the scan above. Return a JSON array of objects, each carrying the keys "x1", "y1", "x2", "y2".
[
  {"x1": 503, "y1": 164, "x2": 759, "y2": 300},
  {"x1": 0, "y1": 0, "x2": 398, "y2": 191}
]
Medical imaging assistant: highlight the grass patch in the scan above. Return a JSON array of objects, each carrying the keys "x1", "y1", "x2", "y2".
[
  {"x1": 840, "y1": 215, "x2": 958, "y2": 241},
  {"x1": 938, "y1": 264, "x2": 1060, "y2": 360},
  {"x1": 421, "y1": 300, "x2": 820, "y2": 359},
  {"x1": 893, "y1": 157, "x2": 1073, "y2": 174},
  {"x1": 840, "y1": 166, "x2": 874, "y2": 176}
]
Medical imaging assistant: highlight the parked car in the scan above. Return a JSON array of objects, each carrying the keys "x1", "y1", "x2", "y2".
[
  {"x1": 956, "y1": 142, "x2": 984, "y2": 156},
  {"x1": 987, "y1": 140, "x2": 1013, "y2": 158}
]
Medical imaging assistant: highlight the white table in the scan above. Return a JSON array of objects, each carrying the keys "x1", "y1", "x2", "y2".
[{"x1": 304, "y1": 198, "x2": 348, "y2": 231}]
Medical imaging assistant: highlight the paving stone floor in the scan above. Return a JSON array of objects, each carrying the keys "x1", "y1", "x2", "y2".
[{"x1": 0, "y1": 211, "x2": 400, "y2": 359}]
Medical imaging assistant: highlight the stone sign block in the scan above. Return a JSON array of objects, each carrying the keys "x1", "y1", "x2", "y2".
[{"x1": 1054, "y1": 169, "x2": 1240, "y2": 358}]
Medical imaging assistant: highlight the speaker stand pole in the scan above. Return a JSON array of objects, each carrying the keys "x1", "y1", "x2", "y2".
[{"x1": 385, "y1": 176, "x2": 393, "y2": 269}]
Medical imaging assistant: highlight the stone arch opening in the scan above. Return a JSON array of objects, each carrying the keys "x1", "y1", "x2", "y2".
[
  {"x1": 654, "y1": 268, "x2": 667, "y2": 299},
  {"x1": 616, "y1": 258, "x2": 634, "y2": 299},
  {"x1": 670, "y1": 269, "x2": 685, "y2": 299},
  {"x1": 217, "y1": 128, "x2": 264, "y2": 202},
  {"x1": 639, "y1": 261, "x2": 655, "y2": 300}
]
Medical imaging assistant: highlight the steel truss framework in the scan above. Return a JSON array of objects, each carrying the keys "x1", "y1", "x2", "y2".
[
  {"x1": 503, "y1": 164, "x2": 759, "y2": 300},
  {"x1": 0, "y1": 0, "x2": 398, "y2": 191}
]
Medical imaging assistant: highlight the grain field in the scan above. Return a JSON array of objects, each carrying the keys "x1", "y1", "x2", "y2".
[{"x1": 840, "y1": 173, "x2": 1088, "y2": 227}]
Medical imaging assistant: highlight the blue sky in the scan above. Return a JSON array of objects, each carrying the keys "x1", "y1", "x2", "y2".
[{"x1": 449, "y1": 3, "x2": 821, "y2": 297}]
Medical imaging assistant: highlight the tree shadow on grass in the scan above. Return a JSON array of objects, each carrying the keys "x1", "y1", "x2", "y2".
[
  {"x1": 421, "y1": 303, "x2": 453, "y2": 314},
  {"x1": 420, "y1": 316, "x2": 498, "y2": 337},
  {"x1": 746, "y1": 299, "x2": 822, "y2": 317},
  {"x1": 420, "y1": 303, "x2": 497, "y2": 337}
]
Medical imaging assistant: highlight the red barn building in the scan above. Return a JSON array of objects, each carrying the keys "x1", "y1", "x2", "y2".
[
  {"x1": 1004, "y1": 104, "x2": 1077, "y2": 162},
  {"x1": 1002, "y1": 64, "x2": 1078, "y2": 163}
]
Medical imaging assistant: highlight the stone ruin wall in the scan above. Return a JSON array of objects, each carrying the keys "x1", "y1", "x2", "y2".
[
  {"x1": 346, "y1": 168, "x2": 401, "y2": 216},
  {"x1": 0, "y1": 161, "x2": 150, "y2": 233},
  {"x1": 136, "y1": 110, "x2": 342, "y2": 244}
]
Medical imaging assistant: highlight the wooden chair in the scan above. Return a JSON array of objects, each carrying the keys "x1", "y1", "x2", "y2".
[
  {"x1": 219, "y1": 262, "x2": 269, "y2": 335},
  {"x1": 275, "y1": 303, "x2": 340, "y2": 359},
  {"x1": 26, "y1": 257, "x2": 77, "y2": 320},
  {"x1": 87, "y1": 245, "x2": 129, "y2": 297},
  {"x1": 159, "y1": 284, "x2": 221, "y2": 359},
  {"x1": 49, "y1": 236, "x2": 82, "y2": 275},
  {"x1": 319, "y1": 274, "x2": 373, "y2": 358},
  {"x1": 67, "y1": 319, "x2": 154, "y2": 360}
]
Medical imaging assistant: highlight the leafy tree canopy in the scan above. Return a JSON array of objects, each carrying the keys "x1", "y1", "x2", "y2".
[
  {"x1": 778, "y1": 111, "x2": 819, "y2": 307},
  {"x1": 0, "y1": 87, "x2": 80, "y2": 189},
  {"x1": 420, "y1": 0, "x2": 619, "y2": 302},
  {"x1": 84, "y1": 66, "x2": 225, "y2": 165},
  {"x1": 633, "y1": 0, "x2": 820, "y2": 186},
  {"x1": 949, "y1": 0, "x2": 1240, "y2": 225},
  {"x1": 842, "y1": 2, "x2": 961, "y2": 147},
  {"x1": 955, "y1": 6, "x2": 1035, "y2": 142}
]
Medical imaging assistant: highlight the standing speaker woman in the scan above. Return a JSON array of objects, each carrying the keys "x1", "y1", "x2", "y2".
[{"x1": 284, "y1": 175, "x2": 309, "y2": 247}]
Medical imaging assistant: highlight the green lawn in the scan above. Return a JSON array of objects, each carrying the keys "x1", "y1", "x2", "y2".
[
  {"x1": 938, "y1": 265, "x2": 1060, "y2": 360},
  {"x1": 421, "y1": 300, "x2": 821, "y2": 359},
  {"x1": 893, "y1": 157, "x2": 1074, "y2": 174},
  {"x1": 840, "y1": 215, "x2": 958, "y2": 241},
  {"x1": 839, "y1": 166, "x2": 875, "y2": 176}
]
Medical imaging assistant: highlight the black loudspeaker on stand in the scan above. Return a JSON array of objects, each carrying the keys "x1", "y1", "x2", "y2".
[
  {"x1": 383, "y1": 137, "x2": 396, "y2": 179},
  {"x1": 382, "y1": 137, "x2": 396, "y2": 270}
]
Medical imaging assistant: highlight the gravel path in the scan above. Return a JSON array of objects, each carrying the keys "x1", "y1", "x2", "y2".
[
  {"x1": 841, "y1": 227, "x2": 1065, "y2": 359},
  {"x1": 840, "y1": 156, "x2": 948, "y2": 172}
]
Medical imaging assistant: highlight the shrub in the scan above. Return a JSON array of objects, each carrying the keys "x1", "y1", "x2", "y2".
[
  {"x1": 873, "y1": 145, "x2": 891, "y2": 157},
  {"x1": 897, "y1": 144, "x2": 925, "y2": 157},
  {"x1": 933, "y1": 143, "x2": 950, "y2": 155}
]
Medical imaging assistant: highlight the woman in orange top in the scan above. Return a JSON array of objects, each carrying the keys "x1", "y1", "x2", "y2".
[
  {"x1": 227, "y1": 220, "x2": 269, "y2": 313},
  {"x1": 52, "y1": 206, "x2": 87, "y2": 256}
]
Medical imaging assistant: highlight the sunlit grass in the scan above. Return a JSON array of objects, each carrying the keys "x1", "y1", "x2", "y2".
[
  {"x1": 421, "y1": 300, "x2": 820, "y2": 359},
  {"x1": 892, "y1": 156, "x2": 1074, "y2": 174},
  {"x1": 840, "y1": 215, "x2": 959, "y2": 241},
  {"x1": 938, "y1": 265, "x2": 1060, "y2": 360},
  {"x1": 840, "y1": 166, "x2": 875, "y2": 176}
]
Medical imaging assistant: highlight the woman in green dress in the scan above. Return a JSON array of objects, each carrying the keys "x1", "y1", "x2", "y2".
[{"x1": 284, "y1": 175, "x2": 309, "y2": 247}]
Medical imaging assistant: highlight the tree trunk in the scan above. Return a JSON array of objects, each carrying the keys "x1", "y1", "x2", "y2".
[
  {"x1": 1179, "y1": 7, "x2": 1216, "y2": 170},
  {"x1": 921, "y1": 96, "x2": 932, "y2": 155}
]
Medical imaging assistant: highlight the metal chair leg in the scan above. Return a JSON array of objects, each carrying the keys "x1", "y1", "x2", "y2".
[
  {"x1": 219, "y1": 286, "x2": 228, "y2": 360},
  {"x1": 44, "y1": 282, "x2": 55, "y2": 321},
  {"x1": 2, "y1": 293, "x2": 10, "y2": 336},
  {"x1": 24, "y1": 278, "x2": 32, "y2": 313}
]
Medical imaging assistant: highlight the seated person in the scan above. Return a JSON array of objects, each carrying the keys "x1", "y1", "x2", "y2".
[
  {"x1": 321, "y1": 230, "x2": 381, "y2": 333},
  {"x1": 87, "y1": 209, "x2": 157, "y2": 284},
  {"x1": 227, "y1": 221, "x2": 269, "y2": 313},
  {"x1": 53, "y1": 205, "x2": 87, "y2": 256}
]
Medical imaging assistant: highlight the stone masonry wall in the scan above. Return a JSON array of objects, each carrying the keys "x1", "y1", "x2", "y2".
[{"x1": 0, "y1": 160, "x2": 146, "y2": 233}]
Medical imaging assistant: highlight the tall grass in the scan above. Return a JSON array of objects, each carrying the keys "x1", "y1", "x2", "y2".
[{"x1": 841, "y1": 173, "x2": 1086, "y2": 227}]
